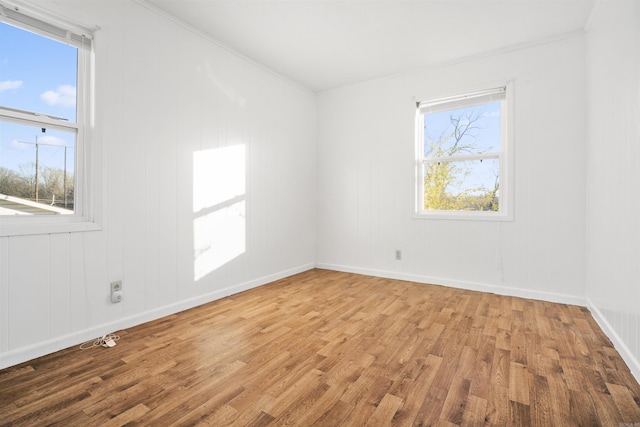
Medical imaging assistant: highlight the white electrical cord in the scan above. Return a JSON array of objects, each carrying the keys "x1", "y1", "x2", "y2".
[{"x1": 79, "y1": 333, "x2": 120, "y2": 350}]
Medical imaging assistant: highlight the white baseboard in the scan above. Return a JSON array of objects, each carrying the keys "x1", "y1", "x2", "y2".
[
  {"x1": 587, "y1": 299, "x2": 640, "y2": 383},
  {"x1": 315, "y1": 263, "x2": 586, "y2": 306},
  {"x1": 0, "y1": 263, "x2": 315, "y2": 370}
]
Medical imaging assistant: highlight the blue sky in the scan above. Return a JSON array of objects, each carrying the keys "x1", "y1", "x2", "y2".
[
  {"x1": 423, "y1": 102, "x2": 501, "y2": 156},
  {"x1": 0, "y1": 21, "x2": 77, "y2": 174}
]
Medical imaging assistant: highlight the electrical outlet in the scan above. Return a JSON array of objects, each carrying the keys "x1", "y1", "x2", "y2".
[
  {"x1": 111, "y1": 291, "x2": 123, "y2": 303},
  {"x1": 110, "y1": 280, "x2": 122, "y2": 293},
  {"x1": 395, "y1": 250, "x2": 402, "y2": 260}
]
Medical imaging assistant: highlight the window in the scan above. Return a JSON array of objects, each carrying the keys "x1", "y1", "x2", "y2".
[
  {"x1": 415, "y1": 84, "x2": 513, "y2": 220},
  {"x1": 0, "y1": 2, "x2": 96, "y2": 235}
]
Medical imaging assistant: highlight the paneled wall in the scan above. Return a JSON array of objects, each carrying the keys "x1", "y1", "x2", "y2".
[
  {"x1": 316, "y1": 36, "x2": 587, "y2": 304},
  {"x1": 586, "y1": 0, "x2": 640, "y2": 379},
  {"x1": 0, "y1": 0, "x2": 317, "y2": 368}
]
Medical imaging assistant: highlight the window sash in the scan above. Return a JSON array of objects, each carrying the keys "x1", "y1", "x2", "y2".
[
  {"x1": 418, "y1": 86, "x2": 506, "y2": 115},
  {"x1": 423, "y1": 152, "x2": 500, "y2": 164},
  {"x1": 0, "y1": 1, "x2": 94, "y2": 233},
  {"x1": 0, "y1": 107, "x2": 79, "y2": 132},
  {"x1": 418, "y1": 156, "x2": 503, "y2": 209},
  {"x1": 422, "y1": 157, "x2": 501, "y2": 212}
]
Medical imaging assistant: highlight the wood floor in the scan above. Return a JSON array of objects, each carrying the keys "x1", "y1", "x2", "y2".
[{"x1": 1, "y1": 269, "x2": 640, "y2": 426}]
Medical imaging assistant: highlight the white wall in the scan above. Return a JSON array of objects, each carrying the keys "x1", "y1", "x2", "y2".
[
  {"x1": 585, "y1": 0, "x2": 640, "y2": 379},
  {"x1": 0, "y1": 0, "x2": 317, "y2": 368},
  {"x1": 316, "y1": 36, "x2": 587, "y2": 305}
]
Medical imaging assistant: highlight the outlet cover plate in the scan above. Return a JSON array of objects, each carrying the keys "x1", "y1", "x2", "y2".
[{"x1": 110, "y1": 280, "x2": 122, "y2": 293}]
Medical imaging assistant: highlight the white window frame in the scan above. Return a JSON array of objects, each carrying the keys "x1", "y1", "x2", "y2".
[
  {"x1": 414, "y1": 82, "x2": 514, "y2": 221},
  {"x1": 0, "y1": 0, "x2": 99, "y2": 236}
]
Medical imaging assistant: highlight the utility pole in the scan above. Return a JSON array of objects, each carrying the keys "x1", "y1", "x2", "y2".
[
  {"x1": 63, "y1": 145, "x2": 67, "y2": 208},
  {"x1": 16, "y1": 135, "x2": 70, "y2": 206},
  {"x1": 35, "y1": 135, "x2": 39, "y2": 201},
  {"x1": 17, "y1": 136, "x2": 40, "y2": 201}
]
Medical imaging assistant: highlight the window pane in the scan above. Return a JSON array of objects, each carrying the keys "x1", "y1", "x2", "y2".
[
  {"x1": 424, "y1": 158, "x2": 499, "y2": 212},
  {"x1": 0, "y1": 22, "x2": 78, "y2": 122},
  {"x1": 423, "y1": 102, "x2": 500, "y2": 157},
  {"x1": 0, "y1": 120, "x2": 75, "y2": 215}
]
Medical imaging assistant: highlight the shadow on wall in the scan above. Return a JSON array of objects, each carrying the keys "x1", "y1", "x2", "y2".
[{"x1": 192, "y1": 144, "x2": 246, "y2": 281}]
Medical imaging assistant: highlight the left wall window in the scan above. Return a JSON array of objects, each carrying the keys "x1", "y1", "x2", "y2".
[{"x1": 0, "y1": 1, "x2": 95, "y2": 235}]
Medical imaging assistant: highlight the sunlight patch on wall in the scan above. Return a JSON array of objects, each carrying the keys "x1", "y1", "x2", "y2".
[
  {"x1": 193, "y1": 200, "x2": 245, "y2": 281},
  {"x1": 193, "y1": 145, "x2": 246, "y2": 281},
  {"x1": 193, "y1": 145, "x2": 245, "y2": 213}
]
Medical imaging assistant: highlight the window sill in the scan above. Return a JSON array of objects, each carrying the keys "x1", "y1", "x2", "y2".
[
  {"x1": 0, "y1": 219, "x2": 102, "y2": 237},
  {"x1": 413, "y1": 211, "x2": 513, "y2": 222}
]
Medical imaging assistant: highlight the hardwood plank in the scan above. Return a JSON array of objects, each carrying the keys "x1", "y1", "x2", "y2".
[
  {"x1": 389, "y1": 354, "x2": 443, "y2": 426},
  {"x1": 0, "y1": 269, "x2": 639, "y2": 426},
  {"x1": 545, "y1": 359, "x2": 573, "y2": 426},
  {"x1": 193, "y1": 404, "x2": 238, "y2": 426},
  {"x1": 469, "y1": 335, "x2": 495, "y2": 400},
  {"x1": 567, "y1": 388, "x2": 599, "y2": 427},
  {"x1": 490, "y1": 347, "x2": 510, "y2": 389},
  {"x1": 461, "y1": 394, "x2": 488, "y2": 427},
  {"x1": 413, "y1": 339, "x2": 469, "y2": 425},
  {"x1": 170, "y1": 386, "x2": 245, "y2": 426},
  {"x1": 287, "y1": 368, "x2": 362, "y2": 426},
  {"x1": 509, "y1": 362, "x2": 530, "y2": 405},
  {"x1": 366, "y1": 393, "x2": 404, "y2": 425},
  {"x1": 607, "y1": 382, "x2": 640, "y2": 422},
  {"x1": 440, "y1": 376, "x2": 471, "y2": 425},
  {"x1": 509, "y1": 400, "x2": 531, "y2": 425},
  {"x1": 310, "y1": 399, "x2": 354, "y2": 426},
  {"x1": 530, "y1": 374, "x2": 553, "y2": 425},
  {"x1": 267, "y1": 368, "x2": 327, "y2": 419},
  {"x1": 100, "y1": 403, "x2": 150, "y2": 427},
  {"x1": 485, "y1": 385, "x2": 509, "y2": 426}
]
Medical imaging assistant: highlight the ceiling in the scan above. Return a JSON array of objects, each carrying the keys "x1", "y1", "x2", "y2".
[{"x1": 145, "y1": 0, "x2": 596, "y2": 92}]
